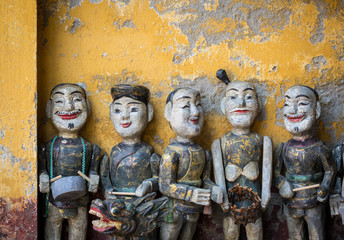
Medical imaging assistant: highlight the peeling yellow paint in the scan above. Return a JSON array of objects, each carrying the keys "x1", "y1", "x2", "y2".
[
  {"x1": 0, "y1": 0, "x2": 37, "y2": 200},
  {"x1": 204, "y1": 0, "x2": 219, "y2": 12}
]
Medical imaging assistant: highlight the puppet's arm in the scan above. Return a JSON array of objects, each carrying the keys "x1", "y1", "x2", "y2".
[
  {"x1": 261, "y1": 136, "x2": 272, "y2": 210},
  {"x1": 273, "y1": 143, "x2": 294, "y2": 199}
]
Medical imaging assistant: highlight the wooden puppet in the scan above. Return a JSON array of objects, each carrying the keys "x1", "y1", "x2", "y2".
[
  {"x1": 95, "y1": 84, "x2": 165, "y2": 240},
  {"x1": 159, "y1": 87, "x2": 223, "y2": 240},
  {"x1": 211, "y1": 70, "x2": 272, "y2": 240},
  {"x1": 330, "y1": 141, "x2": 344, "y2": 223},
  {"x1": 39, "y1": 83, "x2": 101, "y2": 240},
  {"x1": 274, "y1": 85, "x2": 336, "y2": 240}
]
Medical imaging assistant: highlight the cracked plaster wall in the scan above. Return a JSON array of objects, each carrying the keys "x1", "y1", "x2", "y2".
[
  {"x1": 0, "y1": 0, "x2": 37, "y2": 238},
  {"x1": 37, "y1": 0, "x2": 344, "y2": 239}
]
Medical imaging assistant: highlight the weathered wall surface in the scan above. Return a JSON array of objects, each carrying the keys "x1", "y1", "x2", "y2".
[
  {"x1": 37, "y1": 0, "x2": 344, "y2": 239},
  {"x1": 0, "y1": 0, "x2": 37, "y2": 239}
]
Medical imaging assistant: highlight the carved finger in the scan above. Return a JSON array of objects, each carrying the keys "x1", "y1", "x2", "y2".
[
  {"x1": 198, "y1": 196, "x2": 211, "y2": 201},
  {"x1": 330, "y1": 202, "x2": 335, "y2": 215},
  {"x1": 335, "y1": 201, "x2": 340, "y2": 215},
  {"x1": 198, "y1": 197, "x2": 211, "y2": 202},
  {"x1": 197, "y1": 189, "x2": 211, "y2": 194},
  {"x1": 198, "y1": 193, "x2": 211, "y2": 197}
]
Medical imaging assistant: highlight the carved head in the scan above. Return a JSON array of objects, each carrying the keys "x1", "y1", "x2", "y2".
[
  {"x1": 46, "y1": 83, "x2": 90, "y2": 135},
  {"x1": 109, "y1": 85, "x2": 153, "y2": 140},
  {"x1": 283, "y1": 85, "x2": 320, "y2": 137},
  {"x1": 164, "y1": 88, "x2": 204, "y2": 139},
  {"x1": 221, "y1": 81, "x2": 260, "y2": 130}
]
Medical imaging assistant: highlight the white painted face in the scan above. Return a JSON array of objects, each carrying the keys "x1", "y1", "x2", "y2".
[
  {"x1": 110, "y1": 96, "x2": 150, "y2": 139},
  {"x1": 165, "y1": 88, "x2": 204, "y2": 139},
  {"x1": 283, "y1": 86, "x2": 320, "y2": 136},
  {"x1": 221, "y1": 81, "x2": 259, "y2": 129},
  {"x1": 46, "y1": 84, "x2": 90, "y2": 133},
  {"x1": 47, "y1": 84, "x2": 89, "y2": 134}
]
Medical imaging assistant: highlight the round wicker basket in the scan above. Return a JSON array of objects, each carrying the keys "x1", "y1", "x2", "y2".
[{"x1": 227, "y1": 184, "x2": 262, "y2": 225}]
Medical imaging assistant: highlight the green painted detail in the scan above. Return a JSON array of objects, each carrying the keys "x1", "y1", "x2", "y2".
[
  {"x1": 50, "y1": 136, "x2": 58, "y2": 179},
  {"x1": 286, "y1": 172, "x2": 324, "y2": 183},
  {"x1": 50, "y1": 136, "x2": 86, "y2": 179}
]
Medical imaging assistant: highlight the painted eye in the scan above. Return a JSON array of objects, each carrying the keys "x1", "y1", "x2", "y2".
[
  {"x1": 299, "y1": 102, "x2": 309, "y2": 106},
  {"x1": 115, "y1": 109, "x2": 121, "y2": 113},
  {"x1": 229, "y1": 96, "x2": 236, "y2": 100},
  {"x1": 111, "y1": 207, "x2": 120, "y2": 216},
  {"x1": 182, "y1": 105, "x2": 190, "y2": 109},
  {"x1": 246, "y1": 95, "x2": 253, "y2": 100},
  {"x1": 55, "y1": 100, "x2": 63, "y2": 104},
  {"x1": 73, "y1": 98, "x2": 82, "y2": 102},
  {"x1": 131, "y1": 108, "x2": 138, "y2": 112},
  {"x1": 284, "y1": 103, "x2": 289, "y2": 107}
]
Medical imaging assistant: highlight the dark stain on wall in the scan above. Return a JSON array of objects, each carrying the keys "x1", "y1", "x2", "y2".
[{"x1": 0, "y1": 197, "x2": 37, "y2": 240}]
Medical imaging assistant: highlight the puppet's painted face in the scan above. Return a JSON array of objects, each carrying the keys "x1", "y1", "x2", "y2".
[
  {"x1": 48, "y1": 84, "x2": 89, "y2": 134},
  {"x1": 222, "y1": 81, "x2": 259, "y2": 129},
  {"x1": 110, "y1": 96, "x2": 149, "y2": 139},
  {"x1": 166, "y1": 88, "x2": 204, "y2": 139},
  {"x1": 283, "y1": 86, "x2": 319, "y2": 136}
]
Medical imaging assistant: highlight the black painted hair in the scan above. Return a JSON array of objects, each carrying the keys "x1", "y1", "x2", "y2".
[
  {"x1": 111, "y1": 84, "x2": 150, "y2": 105},
  {"x1": 50, "y1": 83, "x2": 87, "y2": 98},
  {"x1": 216, "y1": 69, "x2": 230, "y2": 85},
  {"x1": 295, "y1": 85, "x2": 319, "y2": 101},
  {"x1": 166, "y1": 88, "x2": 183, "y2": 106}
]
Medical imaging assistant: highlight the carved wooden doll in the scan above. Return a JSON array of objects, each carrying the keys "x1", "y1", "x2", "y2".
[
  {"x1": 159, "y1": 87, "x2": 222, "y2": 240},
  {"x1": 98, "y1": 84, "x2": 161, "y2": 240},
  {"x1": 39, "y1": 83, "x2": 101, "y2": 240},
  {"x1": 211, "y1": 70, "x2": 272, "y2": 240},
  {"x1": 274, "y1": 85, "x2": 336, "y2": 240},
  {"x1": 330, "y1": 141, "x2": 344, "y2": 222}
]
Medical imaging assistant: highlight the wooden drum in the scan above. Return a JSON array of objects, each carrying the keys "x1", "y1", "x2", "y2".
[{"x1": 51, "y1": 176, "x2": 86, "y2": 202}]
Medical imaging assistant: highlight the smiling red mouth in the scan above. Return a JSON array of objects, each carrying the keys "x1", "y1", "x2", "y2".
[
  {"x1": 189, "y1": 118, "x2": 199, "y2": 125},
  {"x1": 58, "y1": 113, "x2": 80, "y2": 120},
  {"x1": 287, "y1": 115, "x2": 304, "y2": 122},
  {"x1": 56, "y1": 110, "x2": 81, "y2": 120},
  {"x1": 121, "y1": 122, "x2": 132, "y2": 128},
  {"x1": 233, "y1": 110, "x2": 250, "y2": 113}
]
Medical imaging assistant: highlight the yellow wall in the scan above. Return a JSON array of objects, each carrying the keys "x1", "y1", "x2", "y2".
[
  {"x1": 38, "y1": 0, "x2": 344, "y2": 155},
  {"x1": 1, "y1": 0, "x2": 343, "y2": 238},
  {"x1": 0, "y1": 0, "x2": 37, "y2": 238}
]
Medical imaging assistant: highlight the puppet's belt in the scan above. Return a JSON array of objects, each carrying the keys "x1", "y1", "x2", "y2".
[{"x1": 286, "y1": 172, "x2": 323, "y2": 183}]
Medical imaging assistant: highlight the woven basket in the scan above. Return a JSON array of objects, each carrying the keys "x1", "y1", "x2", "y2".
[{"x1": 227, "y1": 184, "x2": 261, "y2": 225}]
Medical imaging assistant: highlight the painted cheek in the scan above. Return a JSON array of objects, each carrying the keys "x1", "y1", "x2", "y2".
[
  {"x1": 175, "y1": 108, "x2": 186, "y2": 118},
  {"x1": 226, "y1": 102, "x2": 234, "y2": 111},
  {"x1": 248, "y1": 101, "x2": 258, "y2": 107},
  {"x1": 184, "y1": 112, "x2": 191, "y2": 122},
  {"x1": 301, "y1": 105, "x2": 312, "y2": 112},
  {"x1": 283, "y1": 106, "x2": 293, "y2": 114},
  {"x1": 111, "y1": 115, "x2": 121, "y2": 125},
  {"x1": 75, "y1": 102, "x2": 85, "y2": 109}
]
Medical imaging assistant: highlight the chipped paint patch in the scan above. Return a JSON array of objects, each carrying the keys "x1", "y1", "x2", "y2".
[
  {"x1": 69, "y1": 0, "x2": 84, "y2": 9},
  {"x1": 114, "y1": 19, "x2": 135, "y2": 29},
  {"x1": 0, "y1": 127, "x2": 6, "y2": 140},
  {"x1": 69, "y1": 18, "x2": 82, "y2": 33},
  {"x1": 154, "y1": 133, "x2": 164, "y2": 145},
  {"x1": 0, "y1": 144, "x2": 22, "y2": 166},
  {"x1": 89, "y1": 0, "x2": 103, "y2": 4}
]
